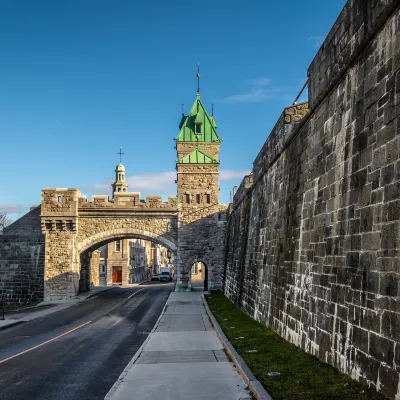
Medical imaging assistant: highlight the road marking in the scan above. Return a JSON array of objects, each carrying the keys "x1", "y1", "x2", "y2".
[
  {"x1": 127, "y1": 288, "x2": 145, "y2": 299},
  {"x1": 0, "y1": 320, "x2": 91, "y2": 365}
]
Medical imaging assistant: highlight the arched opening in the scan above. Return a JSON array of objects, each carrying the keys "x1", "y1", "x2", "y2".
[
  {"x1": 76, "y1": 232, "x2": 176, "y2": 293},
  {"x1": 190, "y1": 261, "x2": 208, "y2": 291}
]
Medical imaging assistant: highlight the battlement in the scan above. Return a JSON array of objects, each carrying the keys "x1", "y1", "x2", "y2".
[{"x1": 78, "y1": 191, "x2": 177, "y2": 209}]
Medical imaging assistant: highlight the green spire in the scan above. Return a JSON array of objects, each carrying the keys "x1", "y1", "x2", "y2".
[{"x1": 176, "y1": 96, "x2": 221, "y2": 142}]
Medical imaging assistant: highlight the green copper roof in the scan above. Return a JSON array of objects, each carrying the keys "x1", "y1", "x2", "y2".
[
  {"x1": 177, "y1": 147, "x2": 220, "y2": 164},
  {"x1": 176, "y1": 94, "x2": 221, "y2": 142}
]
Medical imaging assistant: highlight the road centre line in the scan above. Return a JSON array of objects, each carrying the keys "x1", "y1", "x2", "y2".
[
  {"x1": 0, "y1": 320, "x2": 92, "y2": 365},
  {"x1": 127, "y1": 288, "x2": 145, "y2": 299}
]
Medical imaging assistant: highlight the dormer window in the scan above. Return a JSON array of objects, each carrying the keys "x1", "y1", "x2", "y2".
[{"x1": 195, "y1": 123, "x2": 201, "y2": 134}]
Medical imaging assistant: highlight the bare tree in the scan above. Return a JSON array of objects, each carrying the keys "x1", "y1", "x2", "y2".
[{"x1": 0, "y1": 212, "x2": 12, "y2": 234}]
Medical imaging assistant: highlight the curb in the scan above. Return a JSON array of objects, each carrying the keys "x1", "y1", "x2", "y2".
[
  {"x1": 0, "y1": 320, "x2": 25, "y2": 332},
  {"x1": 104, "y1": 290, "x2": 172, "y2": 400},
  {"x1": 201, "y1": 294, "x2": 273, "y2": 400},
  {"x1": 3, "y1": 304, "x2": 48, "y2": 314}
]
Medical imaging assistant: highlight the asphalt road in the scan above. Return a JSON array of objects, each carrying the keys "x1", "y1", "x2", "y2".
[{"x1": 0, "y1": 282, "x2": 173, "y2": 400}]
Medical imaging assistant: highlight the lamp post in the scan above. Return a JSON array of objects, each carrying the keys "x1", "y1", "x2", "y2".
[
  {"x1": 167, "y1": 249, "x2": 171, "y2": 266},
  {"x1": 130, "y1": 253, "x2": 135, "y2": 283}
]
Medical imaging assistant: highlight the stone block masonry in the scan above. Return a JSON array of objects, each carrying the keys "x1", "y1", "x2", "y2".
[
  {"x1": 0, "y1": 207, "x2": 45, "y2": 305},
  {"x1": 224, "y1": 1, "x2": 400, "y2": 399}
]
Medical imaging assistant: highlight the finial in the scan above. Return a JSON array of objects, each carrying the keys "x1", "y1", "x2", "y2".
[
  {"x1": 196, "y1": 62, "x2": 200, "y2": 94},
  {"x1": 181, "y1": 103, "x2": 184, "y2": 116},
  {"x1": 117, "y1": 146, "x2": 125, "y2": 163}
]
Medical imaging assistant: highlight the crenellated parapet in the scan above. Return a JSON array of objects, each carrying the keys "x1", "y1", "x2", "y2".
[{"x1": 78, "y1": 192, "x2": 177, "y2": 210}]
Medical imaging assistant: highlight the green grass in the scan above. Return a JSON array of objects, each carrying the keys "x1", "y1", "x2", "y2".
[
  {"x1": 3, "y1": 302, "x2": 40, "y2": 312},
  {"x1": 205, "y1": 291, "x2": 387, "y2": 400}
]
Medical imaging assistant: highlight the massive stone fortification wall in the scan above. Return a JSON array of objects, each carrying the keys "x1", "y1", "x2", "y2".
[
  {"x1": 224, "y1": 1, "x2": 400, "y2": 398},
  {"x1": 0, "y1": 206, "x2": 45, "y2": 305}
]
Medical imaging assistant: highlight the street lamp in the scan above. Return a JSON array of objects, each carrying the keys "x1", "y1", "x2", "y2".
[{"x1": 167, "y1": 249, "x2": 171, "y2": 263}]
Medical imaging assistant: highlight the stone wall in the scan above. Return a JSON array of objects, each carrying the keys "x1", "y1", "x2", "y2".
[
  {"x1": 0, "y1": 206, "x2": 45, "y2": 305},
  {"x1": 224, "y1": 1, "x2": 400, "y2": 398},
  {"x1": 176, "y1": 159, "x2": 227, "y2": 289}
]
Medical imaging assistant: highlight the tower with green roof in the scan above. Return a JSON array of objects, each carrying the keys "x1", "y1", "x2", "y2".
[
  {"x1": 175, "y1": 68, "x2": 227, "y2": 290},
  {"x1": 175, "y1": 90, "x2": 222, "y2": 212}
]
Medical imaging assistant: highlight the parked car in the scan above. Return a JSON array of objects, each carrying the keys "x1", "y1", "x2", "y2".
[
  {"x1": 159, "y1": 271, "x2": 172, "y2": 282},
  {"x1": 152, "y1": 273, "x2": 159, "y2": 281}
]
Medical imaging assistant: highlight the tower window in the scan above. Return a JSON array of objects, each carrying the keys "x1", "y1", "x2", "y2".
[
  {"x1": 196, "y1": 194, "x2": 201, "y2": 204},
  {"x1": 206, "y1": 194, "x2": 211, "y2": 204},
  {"x1": 57, "y1": 196, "x2": 62, "y2": 203},
  {"x1": 195, "y1": 123, "x2": 201, "y2": 133},
  {"x1": 115, "y1": 240, "x2": 121, "y2": 252},
  {"x1": 185, "y1": 194, "x2": 190, "y2": 204}
]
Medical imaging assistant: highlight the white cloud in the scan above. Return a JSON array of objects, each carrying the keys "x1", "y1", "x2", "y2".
[
  {"x1": 0, "y1": 204, "x2": 24, "y2": 214},
  {"x1": 308, "y1": 36, "x2": 325, "y2": 49},
  {"x1": 217, "y1": 88, "x2": 281, "y2": 104},
  {"x1": 220, "y1": 170, "x2": 251, "y2": 180},
  {"x1": 126, "y1": 172, "x2": 176, "y2": 191},
  {"x1": 249, "y1": 77, "x2": 271, "y2": 86},
  {"x1": 81, "y1": 170, "x2": 250, "y2": 196},
  {"x1": 217, "y1": 77, "x2": 283, "y2": 104},
  {"x1": 80, "y1": 171, "x2": 175, "y2": 195}
]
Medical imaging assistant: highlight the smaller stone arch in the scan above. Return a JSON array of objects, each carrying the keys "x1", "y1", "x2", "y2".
[{"x1": 186, "y1": 257, "x2": 211, "y2": 291}]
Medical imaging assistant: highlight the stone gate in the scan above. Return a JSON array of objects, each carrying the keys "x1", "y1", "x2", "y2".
[
  {"x1": 2, "y1": 88, "x2": 228, "y2": 302},
  {"x1": 41, "y1": 189, "x2": 179, "y2": 300}
]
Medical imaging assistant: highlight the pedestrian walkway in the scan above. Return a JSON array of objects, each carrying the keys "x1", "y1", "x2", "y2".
[{"x1": 105, "y1": 291, "x2": 251, "y2": 400}]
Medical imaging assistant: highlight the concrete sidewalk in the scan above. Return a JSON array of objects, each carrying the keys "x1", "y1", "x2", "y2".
[
  {"x1": 105, "y1": 291, "x2": 251, "y2": 400},
  {"x1": 0, "y1": 286, "x2": 112, "y2": 331}
]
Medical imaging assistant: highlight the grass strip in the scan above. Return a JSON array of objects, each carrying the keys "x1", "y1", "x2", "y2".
[
  {"x1": 3, "y1": 302, "x2": 40, "y2": 313},
  {"x1": 205, "y1": 291, "x2": 387, "y2": 400}
]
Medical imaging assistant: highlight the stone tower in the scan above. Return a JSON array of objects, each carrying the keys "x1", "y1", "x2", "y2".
[
  {"x1": 175, "y1": 81, "x2": 226, "y2": 289},
  {"x1": 112, "y1": 163, "x2": 128, "y2": 197},
  {"x1": 175, "y1": 91, "x2": 222, "y2": 208}
]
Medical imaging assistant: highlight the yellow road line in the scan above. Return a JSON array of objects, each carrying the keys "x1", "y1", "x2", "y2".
[{"x1": 0, "y1": 320, "x2": 92, "y2": 365}]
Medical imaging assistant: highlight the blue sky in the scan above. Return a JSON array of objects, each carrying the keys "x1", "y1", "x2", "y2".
[{"x1": 0, "y1": 0, "x2": 346, "y2": 220}]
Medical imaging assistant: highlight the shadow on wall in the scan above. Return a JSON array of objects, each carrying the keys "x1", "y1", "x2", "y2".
[
  {"x1": 44, "y1": 272, "x2": 80, "y2": 302},
  {"x1": 0, "y1": 206, "x2": 45, "y2": 306},
  {"x1": 46, "y1": 207, "x2": 227, "y2": 299}
]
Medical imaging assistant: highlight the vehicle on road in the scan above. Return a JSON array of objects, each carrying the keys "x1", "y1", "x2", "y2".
[
  {"x1": 152, "y1": 273, "x2": 159, "y2": 281},
  {"x1": 159, "y1": 267, "x2": 174, "y2": 282}
]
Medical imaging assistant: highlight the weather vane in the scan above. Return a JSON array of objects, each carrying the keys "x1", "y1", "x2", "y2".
[
  {"x1": 196, "y1": 62, "x2": 200, "y2": 93},
  {"x1": 117, "y1": 146, "x2": 125, "y2": 163}
]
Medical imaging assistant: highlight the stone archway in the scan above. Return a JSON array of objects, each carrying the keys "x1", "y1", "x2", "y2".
[
  {"x1": 190, "y1": 261, "x2": 208, "y2": 291},
  {"x1": 76, "y1": 229, "x2": 177, "y2": 293},
  {"x1": 186, "y1": 258, "x2": 211, "y2": 292},
  {"x1": 76, "y1": 228, "x2": 177, "y2": 254}
]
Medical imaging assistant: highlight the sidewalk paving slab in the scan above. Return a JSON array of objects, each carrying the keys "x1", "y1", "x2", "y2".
[
  {"x1": 146, "y1": 331, "x2": 223, "y2": 351},
  {"x1": 109, "y1": 362, "x2": 251, "y2": 400},
  {"x1": 105, "y1": 290, "x2": 251, "y2": 400}
]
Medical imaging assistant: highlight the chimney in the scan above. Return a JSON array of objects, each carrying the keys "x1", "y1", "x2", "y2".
[{"x1": 233, "y1": 186, "x2": 238, "y2": 197}]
